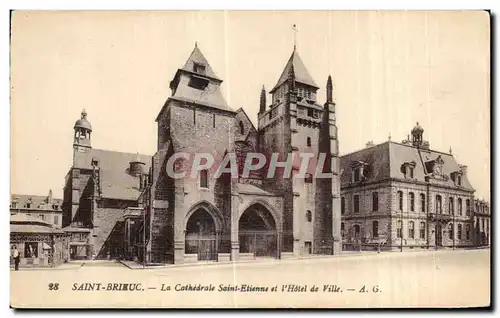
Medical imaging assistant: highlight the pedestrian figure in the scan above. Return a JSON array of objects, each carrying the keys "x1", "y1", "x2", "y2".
[{"x1": 11, "y1": 245, "x2": 20, "y2": 270}]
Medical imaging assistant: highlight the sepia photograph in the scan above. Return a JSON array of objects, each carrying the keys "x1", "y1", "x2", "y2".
[{"x1": 8, "y1": 10, "x2": 490, "y2": 309}]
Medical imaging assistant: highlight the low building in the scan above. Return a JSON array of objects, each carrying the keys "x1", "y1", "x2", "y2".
[
  {"x1": 10, "y1": 214, "x2": 70, "y2": 268},
  {"x1": 340, "y1": 123, "x2": 475, "y2": 251},
  {"x1": 473, "y1": 199, "x2": 490, "y2": 247},
  {"x1": 10, "y1": 190, "x2": 63, "y2": 228}
]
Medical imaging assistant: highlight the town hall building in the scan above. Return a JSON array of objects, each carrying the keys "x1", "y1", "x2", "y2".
[{"x1": 62, "y1": 44, "x2": 342, "y2": 264}]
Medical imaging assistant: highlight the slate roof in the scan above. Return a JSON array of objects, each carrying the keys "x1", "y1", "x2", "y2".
[
  {"x1": 73, "y1": 148, "x2": 152, "y2": 201},
  {"x1": 271, "y1": 49, "x2": 319, "y2": 93},
  {"x1": 169, "y1": 45, "x2": 231, "y2": 112},
  {"x1": 180, "y1": 45, "x2": 221, "y2": 81},
  {"x1": 10, "y1": 214, "x2": 64, "y2": 234},
  {"x1": 10, "y1": 193, "x2": 63, "y2": 211},
  {"x1": 340, "y1": 141, "x2": 474, "y2": 191}
]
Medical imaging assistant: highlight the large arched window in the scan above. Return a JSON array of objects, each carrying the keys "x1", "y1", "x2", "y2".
[
  {"x1": 398, "y1": 191, "x2": 403, "y2": 211},
  {"x1": 449, "y1": 197, "x2": 454, "y2": 215},
  {"x1": 448, "y1": 223, "x2": 454, "y2": 240},
  {"x1": 420, "y1": 221, "x2": 426, "y2": 239},
  {"x1": 409, "y1": 192, "x2": 415, "y2": 212},
  {"x1": 457, "y1": 224, "x2": 463, "y2": 240},
  {"x1": 200, "y1": 169, "x2": 209, "y2": 188},
  {"x1": 436, "y1": 195, "x2": 442, "y2": 214},
  {"x1": 466, "y1": 199, "x2": 471, "y2": 216},
  {"x1": 397, "y1": 220, "x2": 402, "y2": 238},
  {"x1": 420, "y1": 193, "x2": 426, "y2": 212},
  {"x1": 408, "y1": 221, "x2": 415, "y2": 238},
  {"x1": 458, "y1": 198, "x2": 463, "y2": 216}
]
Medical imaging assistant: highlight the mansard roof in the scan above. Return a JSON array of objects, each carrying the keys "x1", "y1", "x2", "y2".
[
  {"x1": 270, "y1": 48, "x2": 319, "y2": 93},
  {"x1": 340, "y1": 141, "x2": 474, "y2": 191}
]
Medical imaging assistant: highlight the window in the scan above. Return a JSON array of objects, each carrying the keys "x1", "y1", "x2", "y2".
[
  {"x1": 305, "y1": 173, "x2": 313, "y2": 184},
  {"x1": 409, "y1": 192, "x2": 415, "y2": 212},
  {"x1": 193, "y1": 62, "x2": 206, "y2": 74},
  {"x1": 397, "y1": 220, "x2": 402, "y2": 238},
  {"x1": 341, "y1": 197, "x2": 345, "y2": 215},
  {"x1": 449, "y1": 197, "x2": 454, "y2": 215},
  {"x1": 306, "y1": 137, "x2": 311, "y2": 147},
  {"x1": 306, "y1": 210, "x2": 312, "y2": 222},
  {"x1": 466, "y1": 199, "x2": 471, "y2": 216},
  {"x1": 408, "y1": 221, "x2": 415, "y2": 238},
  {"x1": 372, "y1": 192, "x2": 378, "y2": 212},
  {"x1": 420, "y1": 221, "x2": 426, "y2": 239},
  {"x1": 213, "y1": 115, "x2": 216, "y2": 128},
  {"x1": 457, "y1": 224, "x2": 463, "y2": 240},
  {"x1": 24, "y1": 242, "x2": 38, "y2": 258},
  {"x1": 341, "y1": 223, "x2": 345, "y2": 238},
  {"x1": 354, "y1": 225, "x2": 360, "y2": 238},
  {"x1": 409, "y1": 167, "x2": 414, "y2": 178},
  {"x1": 398, "y1": 191, "x2": 403, "y2": 211},
  {"x1": 297, "y1": 87, "x2": 303, "y2": 97},
  {"x1": 457, "y1": 175, "x2": 462, "y2": 186},
  {"x1": 420, "y1": 194, "x2": 426, "y2": 212},
  {"x1": 188, "y1": 76, "x2": 209, "y2": 90},
  {"x1": 436, "y1": 195, "x2": 442, "y2": 214},
  {"x1": 372, "y1": 221, "x2": 379, "y2": 238},
  {"x1": 39, "y1": 214, "x2": 45, "y2": 221},
  {"x1": 237, "y1": 121, "x2": 244, "y2": 134},
  {"x1": 466, "y1": 224, "x2": 471, "y2": 240},
  {"x1": 458, "y1": 198, "x2": 463, "y2": 216},
  {"x1": 200, "y1": 170, "x2": 209, "y2": 188},
  {"x1": 448, "y1": 223, "x2": 454, "y2": 240},
  {"x1": 353, "y1": 168, "x2": 360, "y2": 182},
  {"x1": 353, "y1": 195, "x2": 359, "y2": 213},
  {"x1": 54, "y1": 215, "x2": 59, "y2": 225},
  {"x1": 11, "y1": 201, "x2": 18, "y2": 209}
]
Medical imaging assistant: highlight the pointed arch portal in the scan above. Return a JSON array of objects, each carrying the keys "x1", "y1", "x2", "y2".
[
  {"x1": 239, "y1": 203, "x2": 278, "y2": 258},
  {"x1": 185, "y1": 207, "x2": 219, "y2": 261}
]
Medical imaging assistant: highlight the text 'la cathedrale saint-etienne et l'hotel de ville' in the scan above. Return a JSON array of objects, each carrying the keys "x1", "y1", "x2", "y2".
[{"x1": 10, "y1": 41, "x2": 490, "y2": 268}]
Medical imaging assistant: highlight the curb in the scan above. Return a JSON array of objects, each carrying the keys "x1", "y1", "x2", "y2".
[
  {"x1": 118, "y1": 248, "x2": 488, "y2": 270},
  {"x1": 10, "y1": 262, "x2": 84, "y2": 271}
]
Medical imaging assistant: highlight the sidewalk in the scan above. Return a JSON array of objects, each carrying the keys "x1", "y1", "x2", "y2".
[
  {"x1": 119, "y1": 248, "x2": 481, "y2": 270},
  {"x1": 10, "y1": 261, "x2": 84, "y2": 271}
]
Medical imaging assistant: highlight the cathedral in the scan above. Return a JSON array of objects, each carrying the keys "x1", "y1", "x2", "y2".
[{"x1": 62, "y1": 44, "x2": 342, "y2": 264}]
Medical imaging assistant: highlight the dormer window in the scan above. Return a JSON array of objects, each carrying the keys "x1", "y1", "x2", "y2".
[
  {"x1": 351, "y1": 161, "x2": 368, "y2": 183},
  {"x1": 450, "y1": 171, "x2": 463, "y2": 187},
  {"x1": 11, "y1": 201, "x2": 18, "y2": 209},
  {"x1": 353, "y1": 168, "x2": 361, "y2": 182},
  {"x1": 193, "y1": 63, "x2": 206, "y2": 75},
  {"x1": 401, "y1": 161, "x2": 416, "y2": 179}
]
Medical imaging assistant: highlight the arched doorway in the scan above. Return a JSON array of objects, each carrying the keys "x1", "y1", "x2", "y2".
[
  {"x1": 239, "y1": 204, "x2": 278, "y2": 258},
  {"x1": 185, "y1": 208, "x2": 218, "y2": 261}
]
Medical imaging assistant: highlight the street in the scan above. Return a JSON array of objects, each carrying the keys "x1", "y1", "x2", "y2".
[{"x1": 10, "y1": 249, "x2": 490, "y2": 308}]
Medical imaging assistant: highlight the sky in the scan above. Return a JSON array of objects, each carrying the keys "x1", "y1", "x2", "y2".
[{"x1": 10, "y1": 10, "x2": 490, "y2": 200}]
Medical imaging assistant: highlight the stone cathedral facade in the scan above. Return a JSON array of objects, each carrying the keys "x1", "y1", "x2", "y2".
[
  {"x1": 146, "y1": 44, "x2": 341, "y2": 264},
  {"x1": 62, "y1": 44, "x2": 342, "y2": 264}
]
